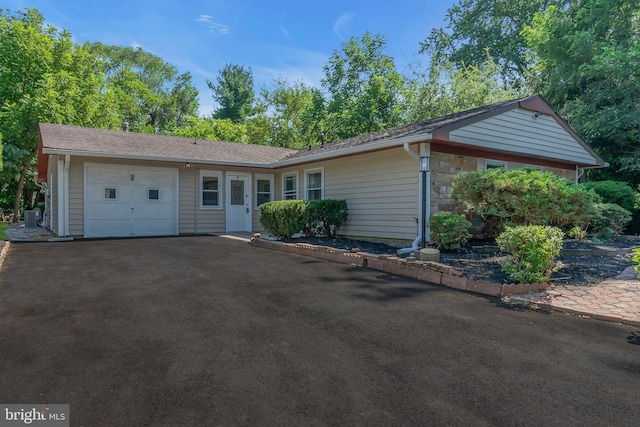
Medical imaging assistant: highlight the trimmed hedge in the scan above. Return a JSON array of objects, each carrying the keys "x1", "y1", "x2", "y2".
[
  {"x1": 304, "y1": 199, "x2": 348, "y2": 238},
  {"x1": 259, "y1": 199, "x2": 348, "y2": 240},
  {"x1": 580, "y1": 180, "x2": 637, "y2": 212},
  {"x1": 451, "y1": 168, "x2": 598, "y2": 235},
  {"x1": 259, "y1": 200, "x2": 307, "y2": 240},
  {"x1": 430, "y1": 212, "x2": 472, "y2": 251},
  {"x1": 590, "y1": 203, "x2": 632, "y2": 238}
]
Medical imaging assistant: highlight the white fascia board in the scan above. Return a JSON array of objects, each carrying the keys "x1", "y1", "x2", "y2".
[
  {"x1": 271, "y1": 133, "x2": 433, "y2": 168},
  {"x1": 41, "y1": 149, "x2": 276, "y2": 169},
  {"x1": 42, "y1": 132, "x2": 433, "y2": 169}
]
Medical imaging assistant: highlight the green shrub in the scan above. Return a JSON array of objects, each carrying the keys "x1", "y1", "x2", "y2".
[
  {"x1": 430, "y1": 212, "x2": 472, "y2": 251},
  {"x1": 259, "y1": 200, "x2": 307, "y2": 240},
  {"x1": 451, "y1": 168, "x2": 598, "y2": 236},
  {"x1": 567, "y1": 226, "x2": 587, "y2": 241},
  {"x1": 633, "y1": 248, "x2": 640, "y2": 279},
  {"x1": 496, "y1": 225, "x2": 564, "y2": 284},
  {"x1": 590, "y1": 203, "x2": 632, "y2": 238},
  {"x1": 580, "y1": 180, "x2": 637, "y2": 212},
  {"x1": 259, "y1": 199, "x2": 348, "y2": 240},
  {"x1": 304, "y1": 199, "x2": 348, "y2": 238}
]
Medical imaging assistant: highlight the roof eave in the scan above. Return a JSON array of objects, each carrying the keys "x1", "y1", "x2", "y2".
[
  {"x1": 272, "y1": 132, "x2": 434, "y2": 167},
  {"x1": 41, "y1": 148, "x2": 280, "y2": 169}
]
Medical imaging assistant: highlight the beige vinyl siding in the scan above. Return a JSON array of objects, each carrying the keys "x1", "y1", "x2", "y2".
[
  {"x1": 65, "y1": 157, "x2": 272, "y2": 236},
  {"x1": 68, "y1": 159, "x2": 84, "y2": 236},
  {"x1": 193, "y1": 169, "x2": 225, "y2": 234},
  {"x1": 278, "y1": 147, "x2": 419, "y2": 242},
  {"x1": 178, "y1": 168, "x2": 197, "y2": 233},
  {"x1": 48, "y1": 155, "x2": 59, "y2": 234},
  {"x1": 449, "y1": 108, "x2": 598, "y2": 165}
]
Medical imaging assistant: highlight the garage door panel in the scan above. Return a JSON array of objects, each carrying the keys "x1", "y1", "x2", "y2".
[
  {"x1": 86, "y1": 202, "x2": 133, "y2": 219},
  {"x1": 86, "y1": 219, "x2": 132, "y2": 238},
  {"x1": 87, "y1": 168, "x2": 132, "y2": 185},
  {"x1": 85, "y1": 164, "x2": 178, "y2": 238},
  {"x1": 133, "y1": 204, "x2": 174, "y2": 220},
  {"x1": 132, "y1": 219, "x2": 176, "y2": 236},
  {"x1": 86, "y1": 185, "x2": 132, "y2": 204}
]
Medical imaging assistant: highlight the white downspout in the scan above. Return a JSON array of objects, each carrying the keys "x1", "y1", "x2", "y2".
[
  {"x1": 398, "y1": 143, "x2": 431, "y2": 255},
  {"x1": 403, "y1": 142, "x2": 420, "y2": 160},
  {"x1": 63, "y1": 155, "x2": 70, "y2": 236}
]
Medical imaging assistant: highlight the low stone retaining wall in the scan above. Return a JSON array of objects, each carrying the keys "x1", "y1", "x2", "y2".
[{"x1": 251, "y1": 238, "x2": 548, "y2": 297}]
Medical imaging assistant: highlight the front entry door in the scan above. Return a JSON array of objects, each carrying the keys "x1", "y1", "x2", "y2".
[{"x1": 225, "y1": 174, "x2": 251, "y2": 232}]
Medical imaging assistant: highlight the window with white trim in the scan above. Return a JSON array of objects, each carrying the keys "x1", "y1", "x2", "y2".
[
  {"x1": 282, "y1": 172, "x2": 298, "y2": 200},
  {"x1": 484, "y1": 159, "x2": 507, "y2": 170},
  {"x1": 200, "y1": 170, "x2": 222, "y2": 209},
  {"x1": 255, "y1": 174, "x2": 274, "y2": 208},
  {"x1": 104, "y1": 187, "x2": 117, "y2": 200},
  {"x1": 304, "y1": 168, "x2": 324, "y2": 200}
]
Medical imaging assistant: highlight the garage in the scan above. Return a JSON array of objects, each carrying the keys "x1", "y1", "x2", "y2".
[{"x1": 84, "y1": 163, "x2": 178, "y2": 238}]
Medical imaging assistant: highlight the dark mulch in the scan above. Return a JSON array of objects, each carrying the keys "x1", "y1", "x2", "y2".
[{"x1": 290, "y1": 236, "x2": 638, "y2": 286}]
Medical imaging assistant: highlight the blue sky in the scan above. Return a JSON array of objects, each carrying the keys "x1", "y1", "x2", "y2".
[{"x1": 2, "y1": 0, "x2": 454, "y2": 116}]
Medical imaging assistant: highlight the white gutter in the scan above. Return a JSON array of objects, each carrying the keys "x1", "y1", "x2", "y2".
[
  {"x1": 42, "y1": 149, "x2": 282, "y2": 169},
  {"x1": 576, "y1": 162, "x2": 610, "y2": 183}
]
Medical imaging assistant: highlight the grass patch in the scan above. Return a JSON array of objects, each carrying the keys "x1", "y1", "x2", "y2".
[{"x1": 0, "y1": 222, "x2": 9, "y2": 241}]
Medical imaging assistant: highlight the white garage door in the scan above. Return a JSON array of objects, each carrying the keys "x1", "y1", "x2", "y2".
[{"x1": 85, "y1": 163, "x2": 178, "y2": 238}]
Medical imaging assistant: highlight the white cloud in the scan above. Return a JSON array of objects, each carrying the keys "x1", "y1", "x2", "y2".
[
  {"x1": 332, "y1": 12, "x2": 355, "y2": 40},
  {"x1": 196, "y1": 15, "x2": 230, "y2": 34},
  {"x1": 280, "y1": 24, "x2": 291, "y2": 39},
  {"x1": 253, "y1": 46, "x2": 328, "y2": 89},
  {"x1": 130, "y1": 41, "x2": 143, "y2": 50}
]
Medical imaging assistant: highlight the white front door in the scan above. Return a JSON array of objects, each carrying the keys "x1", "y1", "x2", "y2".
[{"x1": 225, "y1": 173, "x2": 251, "y2": 232}]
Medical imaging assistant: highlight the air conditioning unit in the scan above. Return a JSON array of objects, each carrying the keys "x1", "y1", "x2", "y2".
[{"x1": 24, "y1": 210, "x2": 38, "y2": 228}]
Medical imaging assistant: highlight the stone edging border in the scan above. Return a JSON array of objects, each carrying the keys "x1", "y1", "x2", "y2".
[{"x1": 250, "y1": 238, "x2": 548, "y2": 297}]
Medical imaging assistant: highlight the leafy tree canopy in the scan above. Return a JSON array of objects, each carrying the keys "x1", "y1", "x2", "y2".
[
  {"x1": 208, "y1": 64, "x2": 255, "y2": 123},
  {"x1": 322, "y1": 32, "x2": 405, "y2": 141}
]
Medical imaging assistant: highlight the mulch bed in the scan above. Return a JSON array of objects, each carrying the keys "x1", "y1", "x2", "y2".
[{"x1": 290, "y1": 236, "x2": 638, "y2": 286}]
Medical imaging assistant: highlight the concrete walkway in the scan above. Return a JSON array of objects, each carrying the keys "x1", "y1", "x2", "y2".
[{"x1": 3, "y1": 225, "x2": 639, "y2": 327}]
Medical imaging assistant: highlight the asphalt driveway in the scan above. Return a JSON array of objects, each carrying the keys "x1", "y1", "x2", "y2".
[{"x1": 0, "y1": 236, "x2": 638, "y2": 426}]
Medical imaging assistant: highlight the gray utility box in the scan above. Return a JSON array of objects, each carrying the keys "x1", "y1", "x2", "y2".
[{"x1": 24, "y1": 210, "x2": 39, "y2": 228}]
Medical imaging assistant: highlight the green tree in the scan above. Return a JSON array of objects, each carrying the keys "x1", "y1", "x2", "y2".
[
  {"x1": 0, "y1": 9, "x2": 113, "y2": 217},
  {"x1": 420, "y1": 0, "x2": 558, "y2": 85},
  {"x1": 522, "y1": 0, "x2": 640, "y2": 184},
  {"x1": 88, "y1": 43, "x2": 199, "y2": 133},
  {"x1": 165, "y1": 116, "x2": 247, "y2": 142},
  {"x1": 247, "y1": 79, "x2": 324, "y2": 148},
  {"x1": 208, "y1": 64, "x2": 255, "y2": 123},
  {"x1": 322, "y1": 32, "x2": 405, "y2": 141},
  {"x1": 404, "y1": 53, "x2": 523, "y2": 122}
]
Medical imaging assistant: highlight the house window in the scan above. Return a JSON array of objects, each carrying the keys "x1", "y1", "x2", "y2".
[
  {"x1": 485, "y1": 160, "x2": 507, "y2": 170},
  {"x1": 148, "y1": 189, "x2": 159, "y2": 200},
  {"x1": 200, "y1": 171, "x2": 222, "y2": 209},
  {"x1": 282, "y1": 172, "x2": 298, "y2": 200},
  {"x1": 104, "y1": 188, "x2": 117, "y2": 200},
  {"x1": 305, "y1": 168, "x2": 323, "y2": 200},
  {"x1": 255, "y1": 174, "x2": 274, "y2": 208}
]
